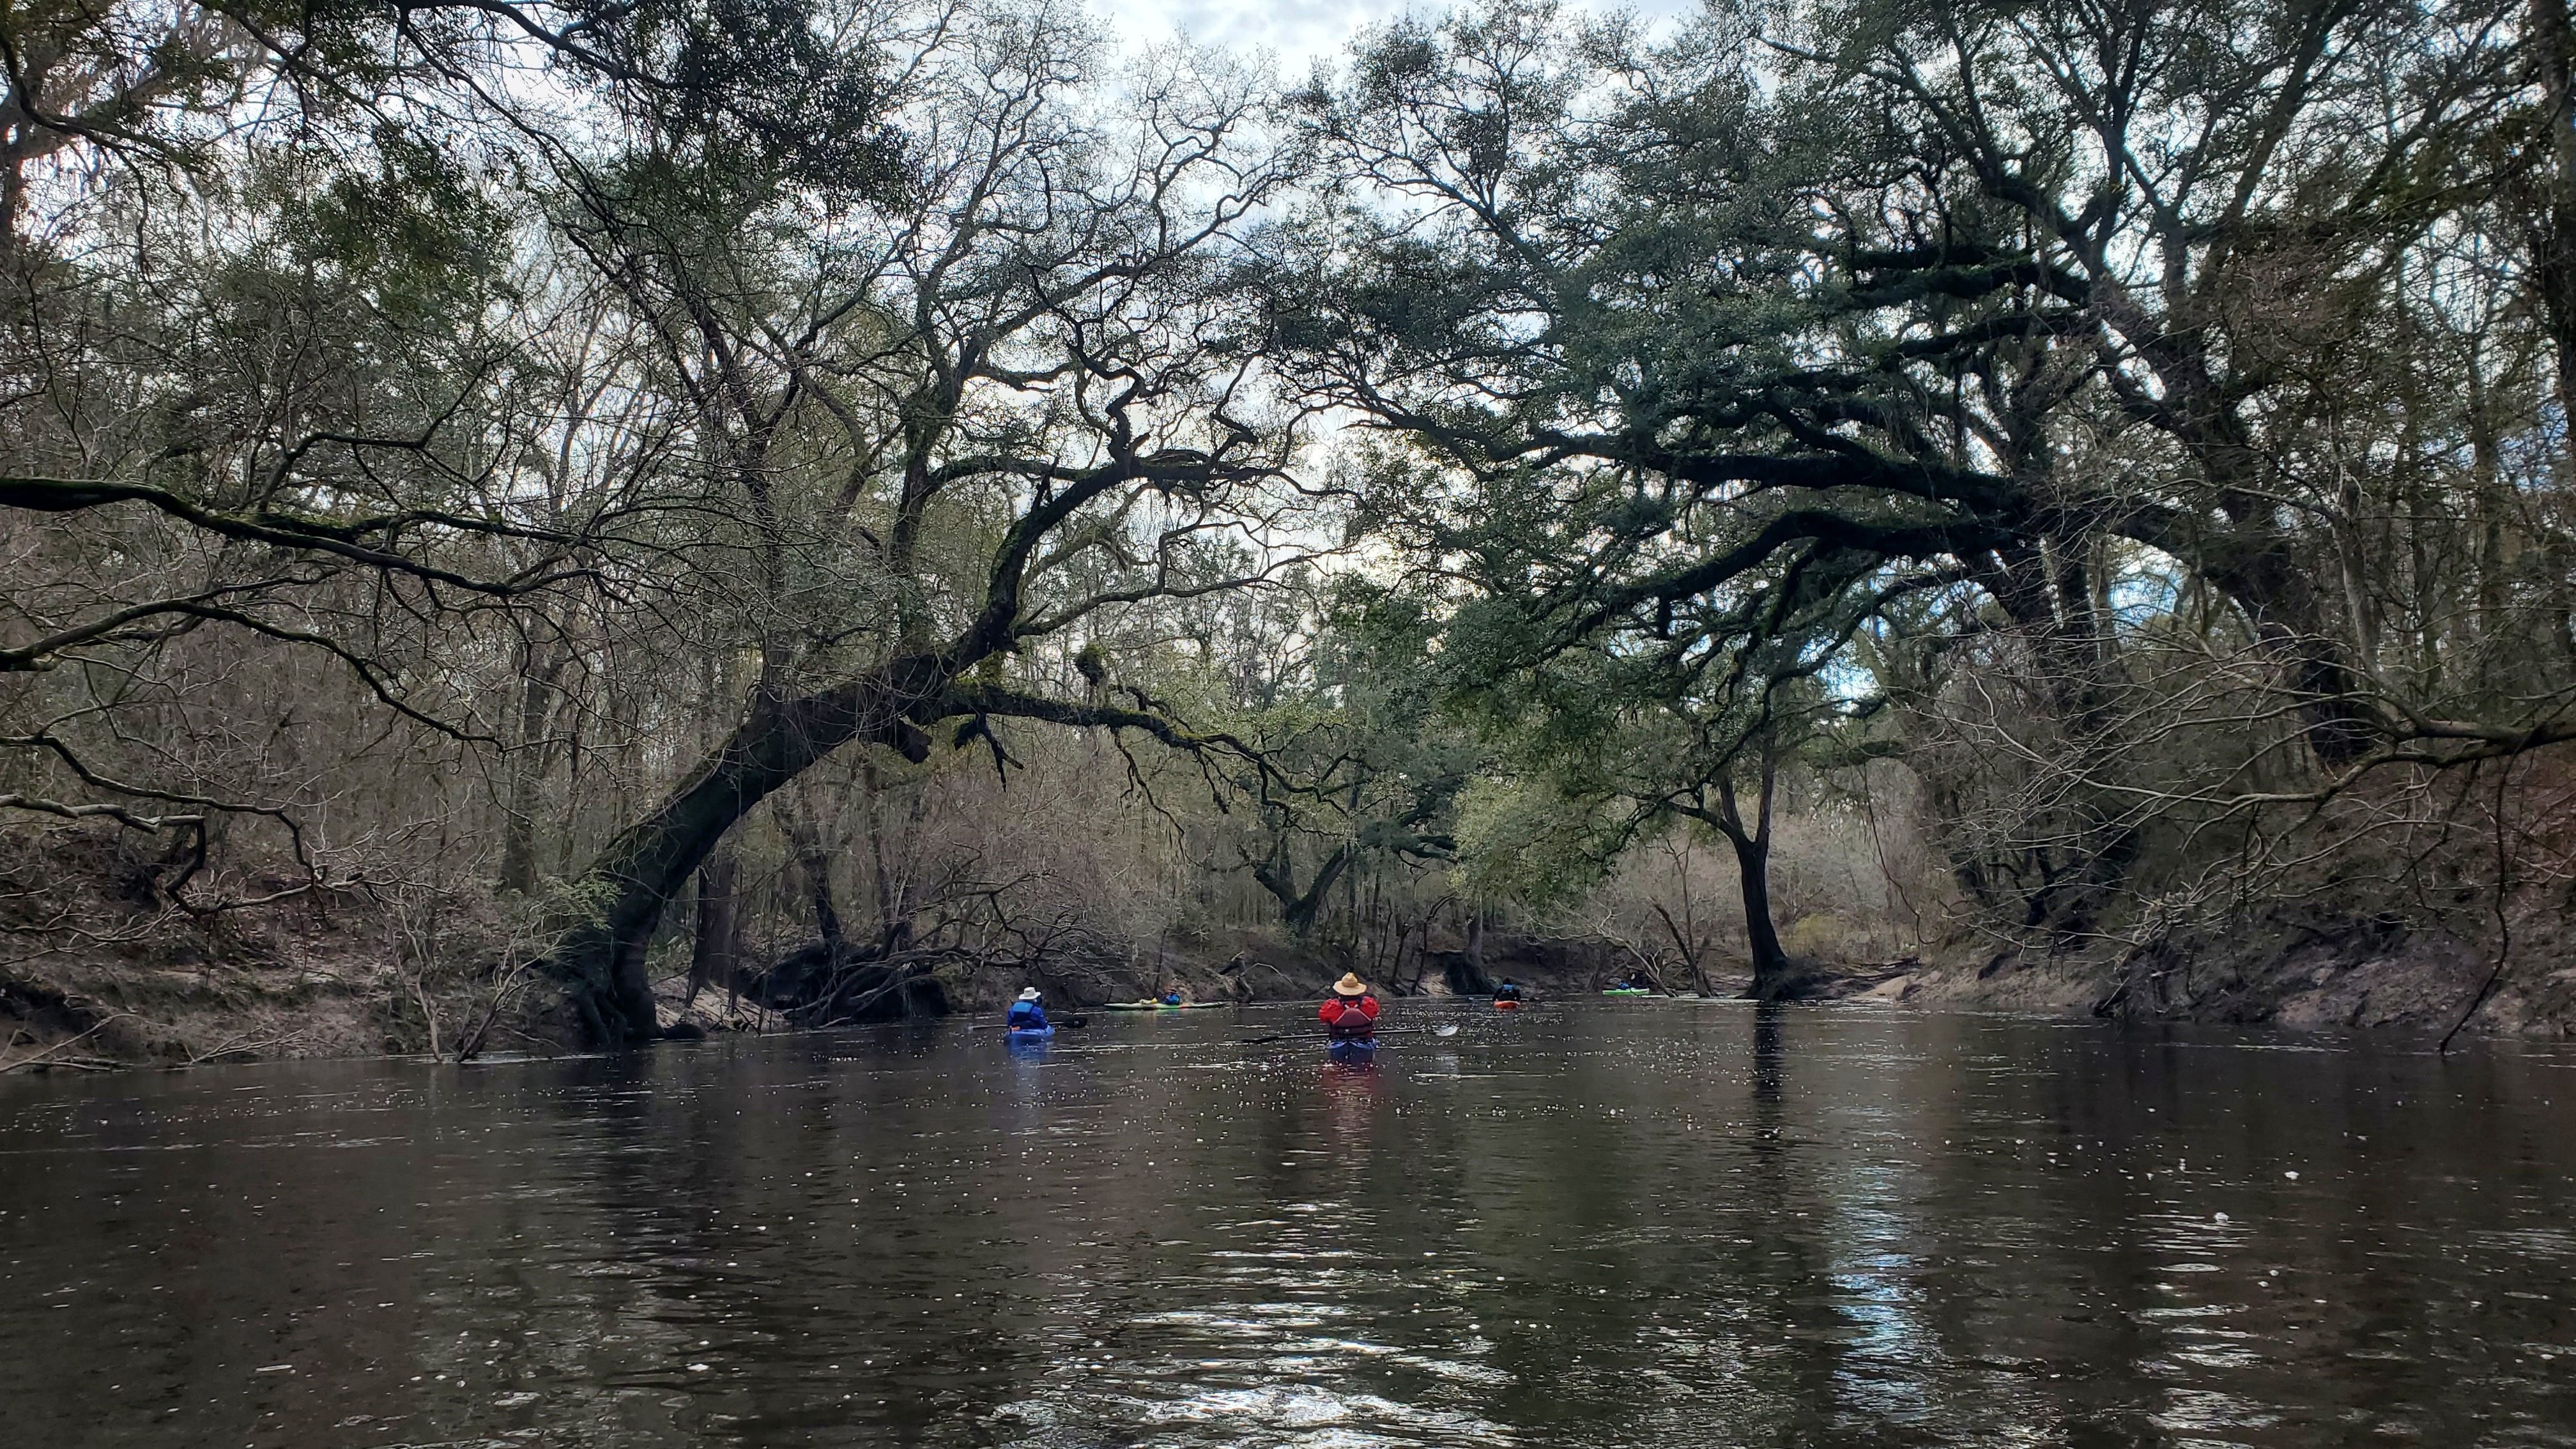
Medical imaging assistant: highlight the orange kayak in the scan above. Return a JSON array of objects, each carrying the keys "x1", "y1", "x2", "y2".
[{"x1": 1494, "y1": 999, "x2": 1521, "y2": 1011}]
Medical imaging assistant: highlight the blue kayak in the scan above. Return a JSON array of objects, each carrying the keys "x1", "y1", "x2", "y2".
[
  {"x1": 1006, "y1": 1025, "x2": 1055, "y2": 1043},
  {"x1": 1326, "y1": 1038, "x2": 1377, "y2": 1064}
]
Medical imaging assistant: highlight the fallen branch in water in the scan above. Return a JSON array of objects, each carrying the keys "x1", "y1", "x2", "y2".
[
  {"x1": 185, "y1": 1027, "x2": 315, "y2": 1067},
  {"x1": 1, "y1": 1013, "x2": 132, "y2": 1073}
]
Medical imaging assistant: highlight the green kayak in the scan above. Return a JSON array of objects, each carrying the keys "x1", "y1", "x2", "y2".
[{"x1": 1601, "y1": 987, "x2": 1653, "y2": 997}]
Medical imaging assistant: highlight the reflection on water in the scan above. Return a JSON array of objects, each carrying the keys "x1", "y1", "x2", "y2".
[{"x1": 3, "y1": 1004, "x2": 2573, "y2": 1447}]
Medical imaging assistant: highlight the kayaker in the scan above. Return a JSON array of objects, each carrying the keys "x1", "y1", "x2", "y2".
[
  {"x1": 1006, "y1": 987, "x2": 1050, "y2": 1031},
  {"x1": 1492, "y1": 979, "x2": 1524, "y2": 1004},
  {"x1": 1161, "y1": 985, "x2": 1186, "y2": 1006},
  {"x1": 1319, "y1": 973, "x2": 1379, "y2": 1040}
]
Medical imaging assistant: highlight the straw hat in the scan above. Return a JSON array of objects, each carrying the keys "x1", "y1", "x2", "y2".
[
  {"x1": 1017, "y1": 987, "x2": 1042, "y2": 1002},
  {"x1": 1331, "y1": 973, "x2": 1368, "y2": 997}
]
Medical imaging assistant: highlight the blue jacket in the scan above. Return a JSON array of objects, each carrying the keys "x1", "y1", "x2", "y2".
[{"x1": 1006, "y1": 999, "x2": 1050, "y2": 1030}]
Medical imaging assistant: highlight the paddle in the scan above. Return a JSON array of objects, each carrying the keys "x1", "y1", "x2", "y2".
[{"x1": 1237, "y1": 1023, "x2": 1462, "y2": 1045}]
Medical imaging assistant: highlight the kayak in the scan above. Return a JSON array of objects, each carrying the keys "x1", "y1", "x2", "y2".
[
  {"x1": 1006, "y1": 1025, "x2": 1055, "y2": 1043},
  {"x1": 1493, "y1": 999, "x2": 1521, "y2": 1011},
  {"x1": 1601, "y1": 987, "x2": 1652, "y2": 997},
  {"x1": 1098, "y1": 1000, "x2": 1228, "y2": 1011},
  {"x1": 1326, "y1": 1038, "x2": 1378, "y2": 1065}
]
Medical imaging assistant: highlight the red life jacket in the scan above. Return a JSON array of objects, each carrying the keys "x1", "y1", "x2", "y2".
[{"x1": 1318, "y1": 994, "x2": 1379, "y2": 1039}]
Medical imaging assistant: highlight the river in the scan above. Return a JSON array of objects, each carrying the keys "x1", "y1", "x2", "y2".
[{"x1": 1, "y1": 1000, "x2": 2571, "y2": 1446}]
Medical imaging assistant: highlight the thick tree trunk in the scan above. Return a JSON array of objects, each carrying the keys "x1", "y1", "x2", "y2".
[
  {"x1": 1254, "y1": 839, "x2": 1355, "y2": 939},
  {"x1": 1729, "y1": 829, "x2": 1794, "y2": 999},
  {"x1": 500, "y1": 760, "x2": 541, "y2": 896},
  {"x1": 548, "y1": 659, "x2": 938, "y2": 1045},
  {"x1": 775, "y1": 797, "x2": 845, "y2": 949},
  {"x1": 2534, "y1": 0, "x2": 2576, "y2": 459},
  {"x1": 687, "y1": 854, "x2": 740, "y2": 1005},
  {"x1": 859, "y1": 760, "x2": 915, "y2": 953},
  {"x1": 1716, "y1": 734, "x2": 1795, "y2": 1000},
  {"x1": 498, "y1": 632, "x2": 567, "y2": 895}
]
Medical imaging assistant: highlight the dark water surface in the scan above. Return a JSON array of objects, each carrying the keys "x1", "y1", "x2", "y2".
[{"x1": 3, "y1": 1002, "x2": 2573, "y2": 1448}]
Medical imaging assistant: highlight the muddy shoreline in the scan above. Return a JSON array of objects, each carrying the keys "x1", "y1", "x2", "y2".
[{"x1": 10, "y1": 907, "x2": 2574, "y2": 1075}]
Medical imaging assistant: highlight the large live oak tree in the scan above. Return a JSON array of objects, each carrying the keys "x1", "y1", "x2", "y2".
[
  {"x1": 1273, "y1": 0, "x2": 2576, "y2": 959},
  {"x1": 521, "y1": 9, "x2": 1323, "y2": 1041}
]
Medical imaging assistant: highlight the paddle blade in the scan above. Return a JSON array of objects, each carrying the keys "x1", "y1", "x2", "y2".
[
  {"x1": 1432, "y1": 1024, "x2": 1460, "y2": 1037},
  {"x1": 1063, "y1": 1015, "x2": 1089, "y2": 1029}
]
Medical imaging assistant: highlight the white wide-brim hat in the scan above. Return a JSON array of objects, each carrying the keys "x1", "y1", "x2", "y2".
[{"x1": 1017, "y1": 987, "x2": 1042, "y2": 1002}]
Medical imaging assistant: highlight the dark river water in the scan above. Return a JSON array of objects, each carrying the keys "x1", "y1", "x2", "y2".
[{"x1": 3, "y1": 1001, "x2": 2573, "y2": 1448}]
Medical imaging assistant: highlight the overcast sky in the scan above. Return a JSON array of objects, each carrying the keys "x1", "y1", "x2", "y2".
[
  {"x1": 1100, "y1": 0, "x2": 1384, "y2": 72},
  {"x1": 1094, "y1": 0, "x2": 1703, "y2": 77}
]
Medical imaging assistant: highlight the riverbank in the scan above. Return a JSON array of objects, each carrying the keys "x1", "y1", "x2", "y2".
[
  {"x1": 1864, "y1": 905, "x2": 2576, "y2": 1041},
  {"x1": 0, "y1": 872, "x2": 1630, "y2": 1070},
  {"x1": 12, "y1": 856, "x2": 2576, "y2": 1071},
  {"x1": 0, "y1": 835, "x2": 404, "y2": 1071}
]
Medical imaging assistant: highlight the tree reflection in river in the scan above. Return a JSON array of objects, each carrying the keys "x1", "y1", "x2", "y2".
[{"x1": 1, "y1": 1004, "x2": 2572, "y2": 1448}]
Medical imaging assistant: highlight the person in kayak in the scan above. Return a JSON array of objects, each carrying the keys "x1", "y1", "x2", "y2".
[
  {"x1": 1491, "y1": 979, "x2": 1524, "y2": 1004},
  {"x1": 1006, "y1": 987, "x2": 1050, "y2": 1031},
  {"x1": 1161, "y1": 985, "x2": 1186, "y2": 1006},
  {"x1": 1319, "y1": 973, "x2": 1379, "y2": 1040}
]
